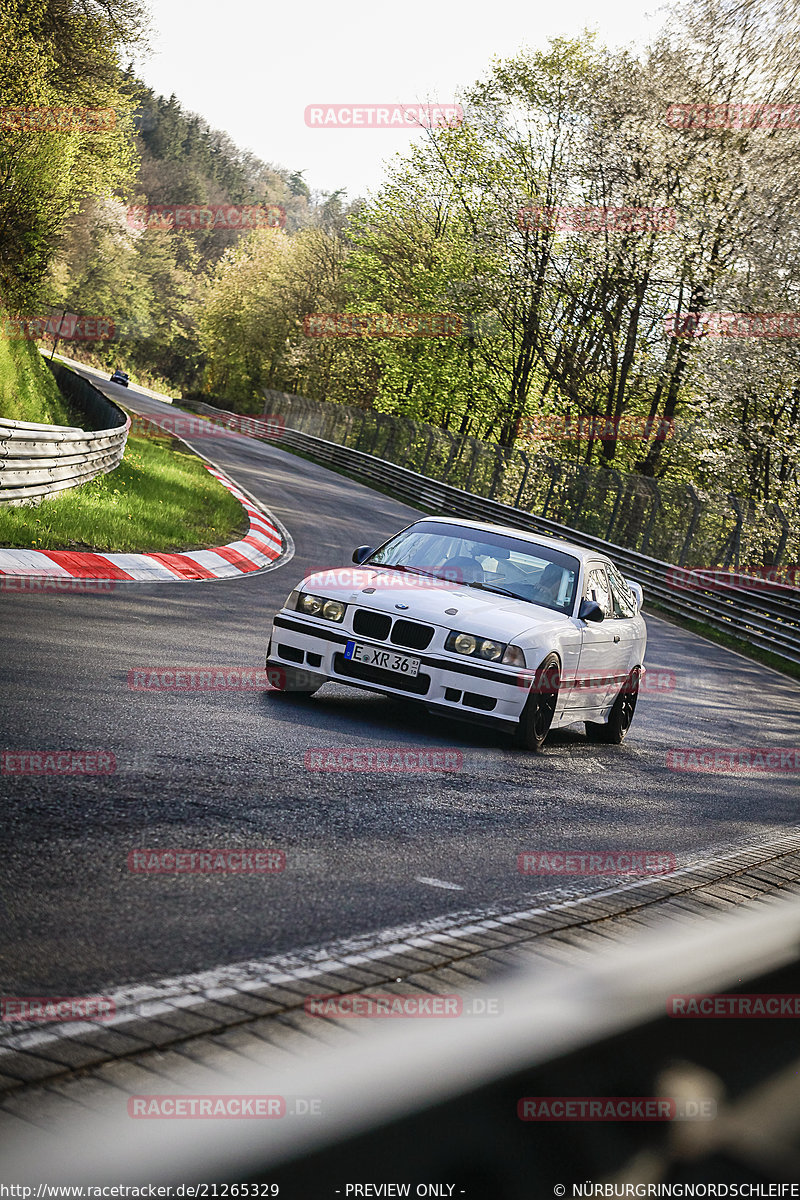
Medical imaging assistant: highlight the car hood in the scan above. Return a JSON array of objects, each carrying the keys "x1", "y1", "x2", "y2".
[{"x1": 299, "y1": 567, "x2": 569, "y2": 642}]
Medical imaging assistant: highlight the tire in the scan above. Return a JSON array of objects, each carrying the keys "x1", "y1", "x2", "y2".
[
  {"x1": 585, "y1": 667, "x2": 641, "y2": 744},
  {"x1": 265, "y1": 659, "x2": 323, "y2": 696},
  {"x1": 513, "y1": 654, "x2": 561, "y2": 752}
]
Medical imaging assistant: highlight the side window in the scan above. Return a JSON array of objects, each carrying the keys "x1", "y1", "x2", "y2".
[
  {"x1": 607, "y1": 565, "x2": 636, "y2": 618},
  {"x1": 585, "y1": 566, "x2": 612, "y2": 617}
]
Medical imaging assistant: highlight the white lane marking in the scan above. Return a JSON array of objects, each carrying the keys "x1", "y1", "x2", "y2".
[{"x1": 415, "y1": 877, "x2": 465, "y2": 891}]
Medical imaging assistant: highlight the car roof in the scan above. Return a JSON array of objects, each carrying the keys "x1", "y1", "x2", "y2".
[{"x1": 412, "y1": 515, "x2": 610, "y2": 565}]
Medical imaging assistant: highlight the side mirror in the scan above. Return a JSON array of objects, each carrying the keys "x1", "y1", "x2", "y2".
[
  {"x1": 626, "y1": 579, "x2": 644, "y2": 610},
  {"x1": 352, "y1": 546, "x2": 374, "y2": 564},
  {"x1": 578, "y1": 598, "x2": 604, "y2": 623}
]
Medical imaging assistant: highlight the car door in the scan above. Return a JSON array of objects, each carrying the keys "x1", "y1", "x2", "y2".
[
  {"x1": 567, "y1": 563, "x2": 620, "y2": 715},
  {"x1": 606, "y1": 562, "x2": 644, "y2": 680}
]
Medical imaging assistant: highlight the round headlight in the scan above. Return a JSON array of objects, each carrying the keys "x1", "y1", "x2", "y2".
[
  {"x1": 322, "y1": 599, "x2": 345, "y2": 621},
  {"x1": 454, "y1": 633, "x2": 477, "y2": 656},
  {"x1": 300, "y1": 594, "x2": 323, "y2": 616},
  {"x1": 479, "y1": 639, "x2": 503, "y2": 661}
]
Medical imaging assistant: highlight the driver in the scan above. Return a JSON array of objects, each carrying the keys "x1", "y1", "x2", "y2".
[
  {"x1": 535, "y1": 563, "x2": 563, "y2": 606},
  {"x1": 440, "y1": 551, "x2": 485, "y2": 585}
]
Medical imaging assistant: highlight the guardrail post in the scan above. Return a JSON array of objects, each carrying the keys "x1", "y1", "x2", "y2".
[
  {"x1": 353, "y1": 410, "x2": 369, "y2": 452},
  {"x1": 678, "y1": 482, "x2": 703, "y2": 566},
  {"x1": 770, "y1": 503, "x2": 789, "y2": 567},
  {"x1": 418, "y1": 427, "x2": 436, "y2": 476},
  {"x1": 395, "y1": 418, "x2": 417, "y2": 469},
  {"x1": 514, "y1": 449, "x2": 531, "y2": 508},
  {"x1": 600, "y1": 468, "x2": 623, "y2": 541},
  {"x1": 540, "y1": 459, "x2": 561, "y2": 519},
  {"x1": 439, "y1": 430, "x2": 460, "y2": 481},
  {"x1": 488, "y1": 445, "x2": 508, "y2": 500},
  {"x1": 568, "y1": 464, "x2": 591, "y2": 525},
  {"x1": 639, "y1": 478, "x2": 661, "y2": 556},
  {"x1": 365, "y1": 415, "x2": 383, "y2": 457},
  {"x1": 722, "y1": 494, "x2": 745, "y2": 569},
  {"x1": 463, "y1": 441, "x2": 482, "y2": 493}
]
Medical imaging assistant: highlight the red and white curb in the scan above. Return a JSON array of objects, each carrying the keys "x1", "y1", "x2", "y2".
[{"x1": 0, "y1": 465, "x2": 285, "y2": 582}]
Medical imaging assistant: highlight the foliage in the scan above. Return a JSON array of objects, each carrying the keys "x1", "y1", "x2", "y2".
[
  {"x1": 0, "y1": 429, "x2": 245, "y2": 552},
  {"x1": 0, "y1": 328, "x2": 78, "y2": 424},
  {"x1": 0, "y1": 0, "x2": 142, "y2": 309},
  {"x1": 3, "y1": 0, "x2": 798, "y2": 530}
]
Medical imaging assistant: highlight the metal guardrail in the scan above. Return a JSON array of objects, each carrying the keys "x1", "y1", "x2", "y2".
[
  {"x1": 181, "y1": 398, "x2": 800, "y2": 666},
  {"x1": 255, "y1": 387, "x2": 798, "y2": 573},
  {"x1": 0, "y1": 364, "x2": 129, "y2": 503}
]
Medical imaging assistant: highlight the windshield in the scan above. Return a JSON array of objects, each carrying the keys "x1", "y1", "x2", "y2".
[{"x1": 368, "y1": 520, "x2": 580, "y2": 614}]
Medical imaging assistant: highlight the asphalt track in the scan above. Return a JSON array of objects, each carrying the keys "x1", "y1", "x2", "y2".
[{"x1": 1, "y1": 374, "x2": 798, "y2": 995}]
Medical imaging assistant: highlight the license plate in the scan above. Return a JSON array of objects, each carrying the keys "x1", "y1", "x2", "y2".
[{"x1": 345, "y1": 640, "x2": 421, "y2": 677}]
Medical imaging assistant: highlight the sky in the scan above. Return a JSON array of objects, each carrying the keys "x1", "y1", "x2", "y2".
[{"x1": 134, "y1": 0, "x2": 668, "y2": 201}]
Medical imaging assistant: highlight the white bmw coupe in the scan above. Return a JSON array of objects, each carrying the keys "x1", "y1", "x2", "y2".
[{"x1": 266, "y1": 516, "x2": 647, "y2": 751}]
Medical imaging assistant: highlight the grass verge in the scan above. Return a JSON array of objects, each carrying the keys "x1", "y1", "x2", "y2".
[
  {"x1": 0, "y1": 336, "x2": 79, "y2": 426},
  {"x1": 0, "y1": 430, "x2": 247, "y2": 553},
  {"x1": 1, "y1": 338, "x2": 246, "y2": 553}
]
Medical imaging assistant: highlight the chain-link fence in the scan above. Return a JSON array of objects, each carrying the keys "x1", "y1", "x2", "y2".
[
  {"x1": 254, "y1": 389, "x2": 796, "y2": 570},
  {"x1": 260, "y1": 388, "x2": 796, "y2": 566}
]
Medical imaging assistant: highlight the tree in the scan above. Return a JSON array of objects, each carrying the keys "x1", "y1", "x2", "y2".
[{"x1": 0, "y1": 0, "x2": 142, "y2": 309}]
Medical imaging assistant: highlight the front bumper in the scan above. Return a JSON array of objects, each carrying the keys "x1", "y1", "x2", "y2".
[{"x1": 270, "y1": 612, "x2": 528, "y2": 728}]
